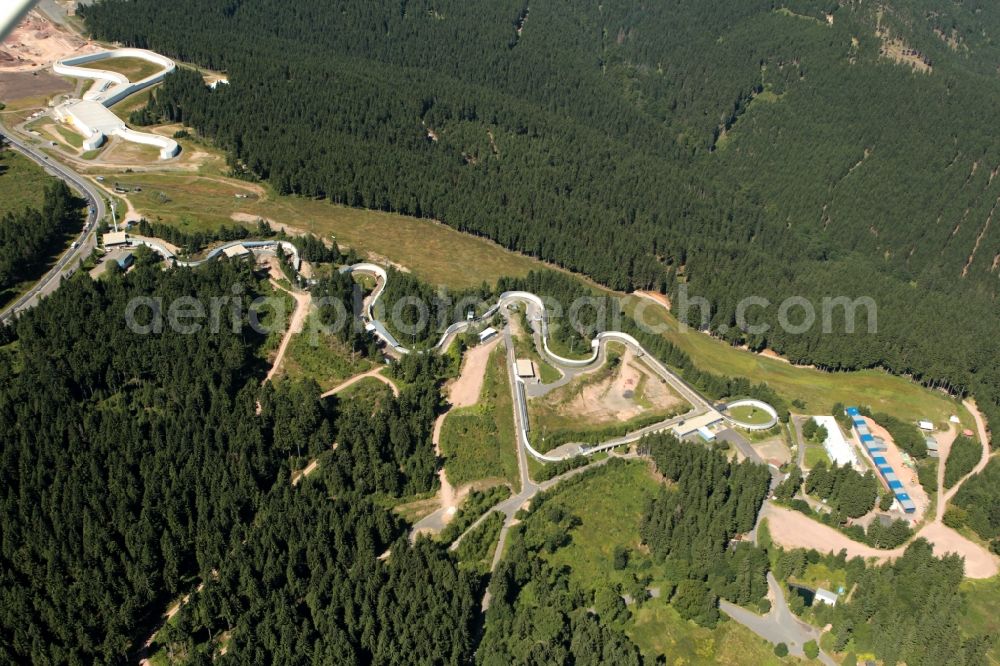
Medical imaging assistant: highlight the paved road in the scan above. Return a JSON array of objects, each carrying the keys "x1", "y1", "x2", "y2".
[
  {"x1": 0, "y1": 129, "x2": 105, "y2": 322},
  {"x1": 720, "y1": 573, "x2": 835, "y2": 665}
]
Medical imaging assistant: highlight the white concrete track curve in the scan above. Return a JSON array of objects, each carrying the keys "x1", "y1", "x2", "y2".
[
  {"x1": 340, "y1": 263, "x2": 718, "y2": 462},
  {"x1": 53, "y1": 49, "x2": 180, "y2": 159},
  {"x1": 53, "y1": 48, "x2": 176, "y2": 106},
  {"x1": 129, "y1": 236, "x2": 301, "y2": 270}
]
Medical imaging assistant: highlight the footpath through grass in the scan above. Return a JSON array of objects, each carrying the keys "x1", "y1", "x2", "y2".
[{"x1": 439, "y1": 346, "x2": 519, "y2": 488}]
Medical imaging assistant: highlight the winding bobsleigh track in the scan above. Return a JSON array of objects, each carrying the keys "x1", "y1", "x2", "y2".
[{"x1": 340, "y1": 263, "x2": 722, "y2": 462}]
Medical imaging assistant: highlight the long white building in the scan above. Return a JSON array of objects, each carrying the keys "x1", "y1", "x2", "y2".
[
  {"x1": 812, "y1": 415, "x2": 859, "y2": 468},
  {"x1": 52, "y1": 48, "x2": 179, "y2": 160}
]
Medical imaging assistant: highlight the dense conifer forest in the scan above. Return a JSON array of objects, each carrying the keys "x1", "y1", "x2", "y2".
[
  {"x1": 80, "y1": 0, "x2": 1000, "y2": 429},
  {"x1": 802, "y1": 541, "x2": 992, "y2": 665},
  {"x1": 0, "y1": 262, "x2": 473, "y2": 663},
  {"x1": 4, "y1": 1, "x2": 1000, "y2": 662},
  {"x1": 0, "y1": 176, "x2": 82, "y2": 294}
]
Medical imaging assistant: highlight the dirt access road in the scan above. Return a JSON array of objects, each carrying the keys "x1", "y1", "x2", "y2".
[
  {"x1": 413, "y1": 338, "x2": 501, "y2": 537},
  {"x1": 321, "y1": 367, "x2": 399, "y2": 398},
  {"x1": 763, "y1": 503, "x2": 998, "y2": 579},
  {"x1": 264, "y1": 280, "x2": 310, "y2": 384},
  {"x1": 765, "y1": 399, "x2": 997, "y2": 578}
]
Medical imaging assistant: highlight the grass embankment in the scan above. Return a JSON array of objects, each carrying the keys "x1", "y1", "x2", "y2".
[
  {"x1": 528, "y1": 343, "x2": 687, "y2": 452},
  {"x1": 0, "y1": 149, "x2": 52, "y2": 216},
  {"x1": 280, "y1": 313, "x2": 373, "y2": 391},
  {"x1": 514, "y1": 461, "x2": 803, "y2": 665},
  {"x1": 100, "y1": 171, "x2": 544, "y2": 289},
  {"x1": 621, "y1": 295, "x2": 964, "y2": 424},
  {"x1": 439, "y1": 346, "x2": 519, "y2": 488},
  {"x1": 110, "y1": 86, "x2": 156, "y2": 121},
  {"x1": 728, "y1": 404, "x2": 773, "y2": 425},
  {"x1": 98, "y1": 135, "x2": 966, "y2": 424},
  {"x1": 78, "y1": 56, "x2": 166, "y2": 82}
]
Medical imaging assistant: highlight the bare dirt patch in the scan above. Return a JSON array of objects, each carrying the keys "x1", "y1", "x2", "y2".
[
  {"x1": 0, "y1": 11, "x2": 98, "y2": 74},
  {"x1": 763, "y1": 504, "x2": 998, "y2": 578},
  {"x1": 0, "y1": 70, "x2": 71, "y2": 101},
  {"x1": 754, "y1": 438, "x2": 792, "y2": 467},
  {"x1": 447, "y1": 338, "x2": 500, "y2": 409},
  {"x1": 862, "y1": 416, "x2": 929, "y2": 520},
  {"x1": 917, "y1": 521, "x2": 998, "y2": 579},
  {"x1": 875, "y1": 10, "x2": 932, "y2": 73},
  {"x1": 535, "y1": 347, "x2": 683, "y2": 428}
]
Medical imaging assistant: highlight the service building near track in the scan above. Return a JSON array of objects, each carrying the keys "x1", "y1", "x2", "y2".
[
  {"x1": 52, "y1": 49, "x2": 180, "y2": 159},
  {"x1": 847, "y1": 407, "x2": 916, "y2": 514}
]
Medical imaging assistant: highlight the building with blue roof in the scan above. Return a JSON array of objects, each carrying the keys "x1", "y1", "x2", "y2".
[{"x1": 846, "y1": 406, "x2": 916, "y2": 514}]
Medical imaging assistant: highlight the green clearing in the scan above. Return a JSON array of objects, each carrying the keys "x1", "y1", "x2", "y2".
[
  {"x1": 789, "y1": 562, "x2": 848, "y2": 595},
  {"x1": 337, "y1": 375, "x2": 391, "y2": 402},
  {"x1": 54, "y1": 124, "x2": 84, "y2": 149},
  {"x1": 803, "y1": 442, "x2": 831, "y2": 469},
  {"x1": 79, "y1": 56, "x2": 165, "y2": 82},
  {"x1": 539, "y1": 461, "x2": 659, "y2": 591},
  {"x1": 439, "y1": 346, "x2": 519, "y2": 488},
  {"x1": 622, "y1": 295, "x2": 963, "y2": 424},
  {"x1": 728, "y1": 404, "x2": 774, "y2": 425},
  {"x1": 0, "y1": 149, "x2": 52, "y2": 216},
  {"x1": 99, "y1": 172, "x2": 545, "y2": 289},
  {"x1": 281, "y1": 313, "x2": 373, "y2": 391},
  {"x1": 960, "y1": 578, "x2": 1000, "y2": 664},
  {"x1": 523, "y1": 461, "x2": 809, "y2": 664}
]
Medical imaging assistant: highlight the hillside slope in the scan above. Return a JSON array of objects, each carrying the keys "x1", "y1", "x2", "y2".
[{"x1": 80, "y1": 0, "x2": 1000, "y2": 426}]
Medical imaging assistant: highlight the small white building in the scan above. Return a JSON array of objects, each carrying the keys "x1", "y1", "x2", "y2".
[
  {"x1": 815, "y1": 588, "x2": 839, "y2": 607},
  {"x1": 103, "y1": 231, "x2": 128, "y2": 247},
  {"x1": 478, "y1": 327, "x2": 498, "y2": 344},
  {"x1": 223, "y1": 244, "x2": 251, "y2": 259},
  {"x1": 918, "y1": 420, "x2": 934, "y2": 432},
  {"x1": 515, "y1": 359, "x2": 536, "y2": 378},
  {"x1": 673, "y1": 410, "x2": 725, "y2": 438}
]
